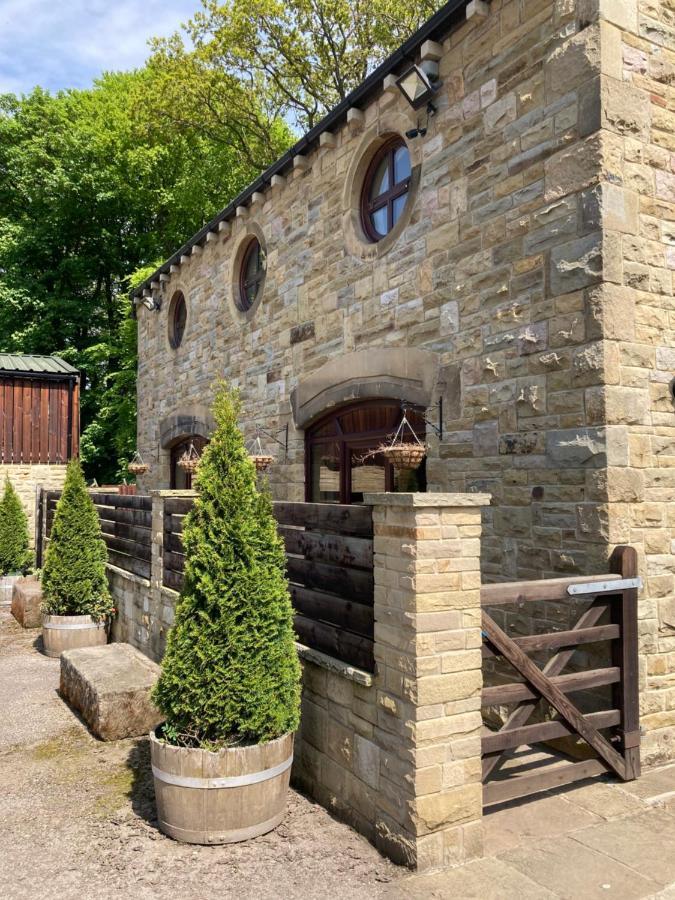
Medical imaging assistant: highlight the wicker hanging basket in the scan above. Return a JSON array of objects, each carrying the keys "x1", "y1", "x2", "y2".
[
  {"x1": 383, "y1": 442, "x2": 427, "y2": 470},
  {"x1": 177, "y1": 442, "x2": 201, "y2": 473},
  {"x1": 250, "y1": 454, "x2": 274, "y2": 472},
  {"x1": 379, "y1": 410, "x2": 428, "y2": 471},
  {"x1": 127, "y1": 451, "x2": 149, "y2": 476}
]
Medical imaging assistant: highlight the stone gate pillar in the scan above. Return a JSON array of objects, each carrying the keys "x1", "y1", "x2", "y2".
[{"x1": 365, "y1": 492, "x2": 489, "y2": 871}]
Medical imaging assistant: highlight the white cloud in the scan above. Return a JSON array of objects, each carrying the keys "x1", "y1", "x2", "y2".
[{"x1": 0, "y1": 0, "x2": 198, "y2": 95}]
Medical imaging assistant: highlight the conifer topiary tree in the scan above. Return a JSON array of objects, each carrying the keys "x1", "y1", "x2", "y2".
[
  {"x1": 0, "y1": 478, "x2": 32, "y2": 575},
  {"x1": 42, "y1": 459, "x2": 113, "y2": 621},
  {"x1": 153, "y1": 384, "x2": 301, "y2": 748}
]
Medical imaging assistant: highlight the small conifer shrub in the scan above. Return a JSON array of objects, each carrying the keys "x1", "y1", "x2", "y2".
[
  {"x1": 153, "y1": 384, "x2": 301, "y2": 749},
  {"x1": 42, "y1": 459, "x2": 113, "y2": 621},
  {"x1": 0, "y1": 478, "x2": 32, "y2": 575}
]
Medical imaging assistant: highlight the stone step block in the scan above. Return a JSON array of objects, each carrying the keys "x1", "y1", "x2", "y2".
[
  {"x1": 60, "y1": 643, "x2": 163, "y2": 741},
  {"x1": 11, "y1": 580, "x2": 43, "y2": 628}
]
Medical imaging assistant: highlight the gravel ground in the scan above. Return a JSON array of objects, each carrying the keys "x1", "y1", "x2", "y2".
[{"x1": 0, "y1": 610, "x2": 403, "y2": 900}]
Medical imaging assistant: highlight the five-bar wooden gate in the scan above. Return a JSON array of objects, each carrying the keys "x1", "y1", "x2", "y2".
[{"x1": 481, "y1": 546, "x2": 641, "y2": 807}]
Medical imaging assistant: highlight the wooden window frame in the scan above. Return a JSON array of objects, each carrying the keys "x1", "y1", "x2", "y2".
[
  {"x1": 305, "y1": 399, "x2": 426, "y2": 504},
  {"x1": 169, "y1": 291, "x2": 187, "y2": 349},
  {"x1": 237, "y1": 237, "x2": 265, "y2": 312},
  {"x1": 360, "y1": 137, "x2": 411, "y2": 243}
]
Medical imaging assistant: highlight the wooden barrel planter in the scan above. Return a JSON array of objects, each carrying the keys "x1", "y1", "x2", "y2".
[
  {"x1": 42, "y1": 614, "x2": 107, "y2": 658},
  {"x1": 150, "y1": 729, "x2": 294, "y2": 844}
]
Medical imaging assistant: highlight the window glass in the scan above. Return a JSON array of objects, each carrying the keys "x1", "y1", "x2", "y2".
[
  {"x1": 169, "y1": 292, "x2": 187, "y2": 349},
  {"x1": 306, "y1": 402, "x2": 426, "y2": 503},
  {"x1": 370, "y1": 206, "x2": 388, "y2": 236},
  {"x1": 392, "y1": 194, "x2": 407, "y2": 226},
  {"x1": 370, "y1": 157, "x2": 390, "y2": 199},
  {"x1": 361, "y1": 137, "x2": 412, "y2": 242},
  {"x1": 238, "y1": 237, "x2": 265, "y2": 312},
  {"x1": 310, "y1": 441, "x2": 341, "y2": 502},
  {"x1": 393, "y1": 145, "x2": 411, "y2": 184}
]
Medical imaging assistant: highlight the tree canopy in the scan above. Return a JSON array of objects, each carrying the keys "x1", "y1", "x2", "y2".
[{"x1": 0, "y1": 0, "x2": 441, "y2": 482}]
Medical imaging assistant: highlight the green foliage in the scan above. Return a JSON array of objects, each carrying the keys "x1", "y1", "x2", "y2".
[
  {"x1": 0, "y1": 479, "x2": 32, "y2": 575},
  {"x1": 150, "y1": 0, "x2": 442, "y2": 133},
  {"x1": 0, "y1": 69, "x2": 291, "y2": 482},
  {"x1": 0, "y1": 2, "x2": 442, "y2": 483},
  {"x1": 153, "y1": 385, "x2": 301, "y2": 748},
  {"x1": 41, "y1": 459, "x2": 112, "y2": 620}
]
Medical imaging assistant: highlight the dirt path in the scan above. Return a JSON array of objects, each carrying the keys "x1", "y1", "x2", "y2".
[{"x1": 0, "y1": 610, "x2": 402, "y2": 900}]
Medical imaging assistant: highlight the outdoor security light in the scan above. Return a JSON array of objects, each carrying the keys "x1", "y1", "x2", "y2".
[
  {"x1": 396, "y1": 63, "x2": 439, "y2": 112},
  {"x1": 139, "y1": 294, "x2": 162, "y2": 312}
]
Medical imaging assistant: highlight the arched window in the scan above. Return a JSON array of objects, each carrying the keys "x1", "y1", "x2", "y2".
[
  {"x1": 237, "y1": 237, "x2": 265, "y2": 312},
  {"x1": 305, "y1": 400, "x2": 426, "y2": 504},
  {"x1": 361, "y1": 137, "x2": 412, "y2": 242},
  {"x1": 169, "y1": 291, "x2": 187, "y2": 349}
]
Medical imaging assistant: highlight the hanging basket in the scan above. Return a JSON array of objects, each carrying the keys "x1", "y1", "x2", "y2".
[
  {"x1": 127, "y1": 451, "x2": 149, "y2": 476},
  {"x1": 178, "y1": 443, "x2": 201, "y2": 473},
  {"x1": 250, "y1": 454, "x2": 274, "y2": 472},
  {"x1": 383, "y1": 443, "x2": 427, "y2": 470}
]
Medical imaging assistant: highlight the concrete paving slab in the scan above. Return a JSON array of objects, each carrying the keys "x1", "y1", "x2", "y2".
[
  {"x1": 616, "y1": 765, "x2": 675, "y2": 802},
  {"x1": 573, "y1": 808, "x2": 675, "y2": 887},
  {"x1": 500, "y1": 834, "x2": 662, "y2": 900},
  {"x1": 383, "y1": 857, "x2": 557, "y2": 899},
  {"x1": 557, "y1": 781, "x2": 650, "y2": 820},
  {"x1": 483, "y1": 792, "x2": 601, "y2": 855}
]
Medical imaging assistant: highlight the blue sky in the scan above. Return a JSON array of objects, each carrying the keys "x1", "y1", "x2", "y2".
[{"x1": 0, "y1": 0, "x2": 198, "y2": 95}]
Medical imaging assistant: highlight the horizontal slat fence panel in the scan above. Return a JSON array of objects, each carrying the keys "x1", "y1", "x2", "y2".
[
  {"x1": 45, "y1": 490, "x2": 151, "y2": 580},
  {"x1": 163, "y1": 499, "x2": 375, "y2": 672}
]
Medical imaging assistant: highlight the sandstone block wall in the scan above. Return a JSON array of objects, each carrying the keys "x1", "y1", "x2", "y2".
[
  {"x1": 134, "y1": 0, "x2": 675, "y2": 763},
  {"x1": 1, "y1": 464, "x2": 67, "y2": 550},
  {"x1": 136, "y1": 0, "x2": 615, "y2": 581},
  {"x1": 594, "y1": 0, "x2": 675, "y2": 767}
]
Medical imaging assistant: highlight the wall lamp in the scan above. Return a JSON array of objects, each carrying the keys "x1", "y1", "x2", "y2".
[
  {"x1": 138, "y1": 293, "x2": 162, "y2": 312},
  {"x1": 396, "y1": 63, "x2": 440, "y2": 115}
]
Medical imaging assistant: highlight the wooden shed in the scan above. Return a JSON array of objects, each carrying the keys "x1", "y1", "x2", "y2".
[{"x1": 0, "y1": 354, "x2": 80, "y2": 464}]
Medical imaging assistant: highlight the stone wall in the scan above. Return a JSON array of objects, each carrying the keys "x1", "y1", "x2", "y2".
[
  {"x1": 592, "y1": 0, "x2": 675, "y2": 768},
  {"x1": 136, "y1": 0, "x2": 614, "y2": 581},
  {"x1": 134, "y1": 1, "x2": 675, "y2": 763},
  {"x1": 1, "y1": 464, "x2": 68, "y2": 550}
]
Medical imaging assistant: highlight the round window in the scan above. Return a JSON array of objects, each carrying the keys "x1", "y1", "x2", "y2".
[
  {"x1": 237, "y1": 237, "x2": 265, "y2": 312},
  {"x1": 169, "y1": 291, "x2": 187, "y2": 349},
  {"x1": 360, "y1": 137, "x2": 412, "y2": 242}
]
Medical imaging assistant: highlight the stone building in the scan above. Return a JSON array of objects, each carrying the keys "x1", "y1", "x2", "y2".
[
  {"x1": 0, "y1": 354, "x2": 79, "y2": 545},
  {"x1": 132, "y1": 0, "x2": 675, "y2": 769}
]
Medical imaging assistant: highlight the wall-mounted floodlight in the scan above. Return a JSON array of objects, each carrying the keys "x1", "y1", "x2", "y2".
[
  {"x1": 138, "y1": 293, "x2": 162, "y2": 312},
  {"x1": 396, "y1": 64, "x2": 440, "y2": 113}
]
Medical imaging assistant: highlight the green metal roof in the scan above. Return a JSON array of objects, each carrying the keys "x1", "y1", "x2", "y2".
[{"x1": 0, "y1": 354, "x2": 79, "y2": 377}]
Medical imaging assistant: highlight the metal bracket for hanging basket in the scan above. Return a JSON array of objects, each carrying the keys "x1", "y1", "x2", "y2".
[
  {"x1": 401, "y1": 398, "x2": 443, "y2": 440},
  {"x1": 177, "y1": 442, "x2": 201, "y2": 473},
  {"x1": 127, "y1": 450, "x2": 149, "y2": 476}
]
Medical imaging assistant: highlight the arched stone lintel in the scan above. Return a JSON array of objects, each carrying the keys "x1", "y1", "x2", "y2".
[
  {"x1": 160, "y1": 407, "x2": 215, "y2": 449},
  {"x1": 291, "y1": 348, "x2": 440, "y2": 429}
]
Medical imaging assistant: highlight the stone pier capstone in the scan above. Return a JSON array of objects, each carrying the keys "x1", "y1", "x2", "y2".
[
  {"x1": 11, "y1": 579, "x2": 42, "y2": 628},
  {"x1": 60, "y1": 643, "x2": 163, "y2": 740}
]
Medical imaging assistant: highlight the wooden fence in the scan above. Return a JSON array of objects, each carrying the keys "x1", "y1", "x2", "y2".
[
  {"x1": 42, "y1": 491, "x2": 375, "y2": 672},
  {"x1": 480, "y1": 546, "x2": 640, "y2": 806},
  {"x1": 43, "y1": 490, "x2": 152, "y2": 580},
  {"x1": 162, "y1": 498, "x2": 375, "y2": 671}
]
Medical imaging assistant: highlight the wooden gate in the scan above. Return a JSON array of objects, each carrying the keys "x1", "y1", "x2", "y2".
[{"x1": 481, "y1": 546, "x2": 641, "y2": 807}]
